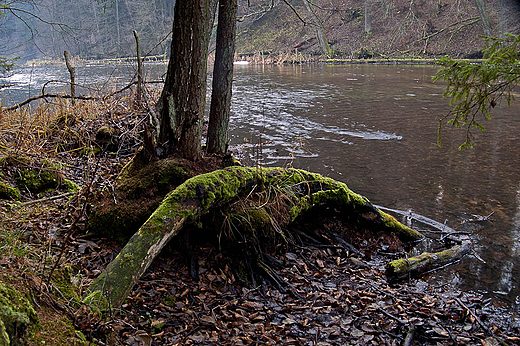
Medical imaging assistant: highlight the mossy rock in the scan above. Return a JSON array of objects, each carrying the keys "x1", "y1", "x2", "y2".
[
  {"x1": 95, "y1": 126, "x2": 120, "y2": 152},
  {"x1": 0, "y1": 281, "x2": 38, "y2": 346},
  {"x1": 0, "y1": 155, "x2": 78, "y2": 195},
  {"x1": 88, "y1": 156, "x2": 193, "y2": 242},
  {"x1": 0, "y1": 181, "x2": 20, "y2": 201}
]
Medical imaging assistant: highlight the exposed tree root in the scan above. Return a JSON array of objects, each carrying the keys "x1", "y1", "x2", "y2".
[{"x1": 85, "y1": 166, "x2": 423, "y2": 310}]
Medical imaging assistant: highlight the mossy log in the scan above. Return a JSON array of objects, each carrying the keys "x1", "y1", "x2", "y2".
[
  {"x1": 386, "y1": 239, "x2": 472, "y2": 282},
  {"x1": 86, "y1": 166, "x2": 423, "y2": 310}
]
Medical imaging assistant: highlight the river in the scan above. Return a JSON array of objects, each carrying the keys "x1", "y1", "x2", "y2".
[{"x1": 2, "y1": 62, "x2": 520, "y2": 307}]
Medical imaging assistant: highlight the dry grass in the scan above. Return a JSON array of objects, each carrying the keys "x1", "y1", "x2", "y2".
[{"x1": 0, "y1": 92, "x2": 150, "y2": 344}]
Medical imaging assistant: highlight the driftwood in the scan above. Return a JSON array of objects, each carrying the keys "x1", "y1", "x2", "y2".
[
  {"x1": 386, "y1": 237, "x2": 472, "y2": 282},
  {"x1": 85, "y1": 166, "x2": 423, "y2": 310},
  {"x1": 380, "y1": 206, "x2": 478, "y2": 282}
]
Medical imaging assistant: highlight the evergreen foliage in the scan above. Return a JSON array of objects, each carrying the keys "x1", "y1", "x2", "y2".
[{"x1": 434, "y1": 34, "x2": 520, "y2": 149}]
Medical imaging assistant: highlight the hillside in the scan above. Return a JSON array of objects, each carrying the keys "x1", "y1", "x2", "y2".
[{"x1": 235, "y1": 0, "x2": 520, "y2": 58}]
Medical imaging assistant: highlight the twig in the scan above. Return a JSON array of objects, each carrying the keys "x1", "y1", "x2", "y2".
[
  {"x1": 4, "y1": 94, "x2": 96, "y2": 111},
  {"x1": 377, "y1": 307, "x2": 407, "y2": 325},
  {"x1": 455, "y1": 298, "x2": 508, "y2": 346},
  {"x1": 4, "y1": 80, "x2": 165, "y2": 112},
  {"x1": 15, "y1": 191, "x2": 76, "y2": 208}
]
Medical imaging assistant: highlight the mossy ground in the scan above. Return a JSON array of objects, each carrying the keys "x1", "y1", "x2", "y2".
[{"x1": 0, "y1": 279, "x2": 38, "y2": 346}]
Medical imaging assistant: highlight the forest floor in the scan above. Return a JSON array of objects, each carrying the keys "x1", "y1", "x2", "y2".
[{"x1": 0, "y1": 94, "x2": 519, "y2": 345}]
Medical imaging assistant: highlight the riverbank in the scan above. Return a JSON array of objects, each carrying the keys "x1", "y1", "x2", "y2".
[{"x1": 1, "y1": 92, "x2": 519, "y2": 345}]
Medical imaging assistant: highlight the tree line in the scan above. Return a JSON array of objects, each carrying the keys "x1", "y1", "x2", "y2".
[{"x1": 1, "y1": 0, "x2": 519, "y2": 64}]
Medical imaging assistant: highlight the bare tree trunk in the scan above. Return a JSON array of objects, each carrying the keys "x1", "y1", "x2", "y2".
[
  {"x1": 474, "y1": 0, "x2": 492, "y2": 36},
  {"x1": 500, "y1": 0, "x2": 509, "y2": 35},
  {"x1": 156, "y1": 0, "x2": 218, "y2": 160},
  {"x1": 133, "y1": 30, "x2": 143, "y2": 103},
  {"x1": 207, "y1": 0, "x2": 238, "y2": 155},
  {"x1": 64, "y1": 50, "x2": 75, "y2": 105},
  {"x1": 302, "y1": 0, "x2": 331, "y2": 55},
  {"x1": 115, "y1": 0, "x2": 121, "y2": 55},
  {"x1": 364, "y1": 0, "x2": 372, "y2": 34}
]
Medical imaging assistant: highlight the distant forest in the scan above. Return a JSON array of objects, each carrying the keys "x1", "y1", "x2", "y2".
[{"x1": 1, "y1": 0, "x2": 519, "y2": 63}]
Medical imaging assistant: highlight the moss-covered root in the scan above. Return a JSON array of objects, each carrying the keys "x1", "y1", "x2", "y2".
[
  {"x1": 86, "y1": 166, "x2": 263, "y2": 310},
  {"x1": 86, "y1": 166, "x2": 422, "y2": 311},
  {"x1": 385, "y1": 241, "x2": 472, "y2": 283},
  {"x1": 284, "y1": 169, "x2": 423, "y2": 242}
]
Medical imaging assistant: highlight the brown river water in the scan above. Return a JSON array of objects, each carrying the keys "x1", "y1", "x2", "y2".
[
  {"x1": 2, "y1": 62, "x2": 519, "y2": 307},
  {"x1": 228, "y1": 63, "x2": 520, "y2": 306}
]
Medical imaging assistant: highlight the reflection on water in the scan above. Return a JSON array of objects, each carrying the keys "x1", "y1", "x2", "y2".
[{"x1": 2, "y1": 63, "x2": 520, "y2": 306}]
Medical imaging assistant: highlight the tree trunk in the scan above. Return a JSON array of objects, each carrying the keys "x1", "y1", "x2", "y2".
[
  {"x1": 156, "y1": 0, "x2": 218, "y2": 160},
  {"x1": 133, "y1": 30, "x2": 143, "y2": 103},
  {"x1": 115, "y1": 0, "x2": 121, "y2": 56},
  {"x1": 302, "y1": 0, "x2": 331, "y2": 55},
  {"x1": 500, "y1": 0, "x2": 509, "y2": 36},
  {"x1": 474, "y1": 0, "x2": 492, "y2": 36},
  {"x1": 86, "y1": 166, "x2": 422, "y2": 310},
  {"x1": 63, "y1": 50, "x2": 75, "y2": 104},
  {"x1": 206, "y1": 0, "x2": 238, "y2": 155},
  {"x1": 364, "y1": 0, "x2": 372, "y2": 34}
]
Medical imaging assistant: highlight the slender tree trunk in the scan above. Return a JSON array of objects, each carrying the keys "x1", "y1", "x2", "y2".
[
  {"x1": 207, "y1": 0, "x2": 238, "y2": 155},
  {"x1": 64, "y1": 51, "x2": 75, "y2": 105},
  {"x1": 500, "y1": 0, "x2": 509, "y2": 36},
  {"x1": 364, "y1": 0, "x2": 371, "y2": 34},
  {"x1": 133, "y1": 30, "x2": 143, "y2": 103},
  {"x1": 302, "y1": 0, "x2": 331, "y2": 55},
  {"x1": 156, "y1": 0, "x2": 218, "y2": 160},
  {"x1": 115, "y1": 0, "x2": 121, "y2": 56},
  {"x1": 474, "y1": 0, "x2": 492, "y2": 36}
]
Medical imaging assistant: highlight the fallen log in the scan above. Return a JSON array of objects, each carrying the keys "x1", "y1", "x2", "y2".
[
  {"x1": 85, "y1": 166, "x2": 423, "y2": 310},
  {"x1": 385, "y1": 238, "x2": 472, "y2": 282}
]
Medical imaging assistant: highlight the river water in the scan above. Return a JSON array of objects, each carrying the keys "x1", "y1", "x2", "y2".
[{"x1": 2, "y1": 62, "x2": 520, "y2": 306}]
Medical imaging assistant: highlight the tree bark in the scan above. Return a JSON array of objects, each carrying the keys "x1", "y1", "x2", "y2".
[
  {"x1": 474, "y1": 0, "x2": 492, "y2": 36},
  {"x1": 86, "y1": 166, "x2": 422, "y2": 310},
  {"x1": 302, "y1": 0, "x2": 331, "y2": 55},
  {"x1": 206, "y1": 0, "x2": 238, "y2": 155},
  {"x1": 157, "y1": 0, "x2": 218, "y2": 160}
]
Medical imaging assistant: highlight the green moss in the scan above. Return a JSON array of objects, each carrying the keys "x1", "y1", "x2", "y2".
[
  {"x1": 51, "y1": 265, "x2": 80, "y2": 302},
  {"x1": 381, "y1": 212, "x2": 423, "y2": 241},
  {"x1": 163, "y1": 295, "x2": 176, "y2": 307},
  {"x1": 89, "y1": 156, "x2": 193, "y2": 242},
  {"x1": 120, "y1": 253, "x2": 134, "y2": 268},
  {"x1": 0, "y1": 318, "x2": 8, "y2": 346},
  {"x1": 0, "y1": 281, "x2": 38, "y2": 346},
  {"x1": 62, "y1": 179, "x2": 80, "y2": 192},
  {"x1": 0, "y1": 181, "x2": 21, "y2": 200},
  {"x1": 31, "y1": 315, "x2": 90, "y2": 346},
  {"x1": 0, "y1": 155, "x2": 75, "y2": 195}
]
